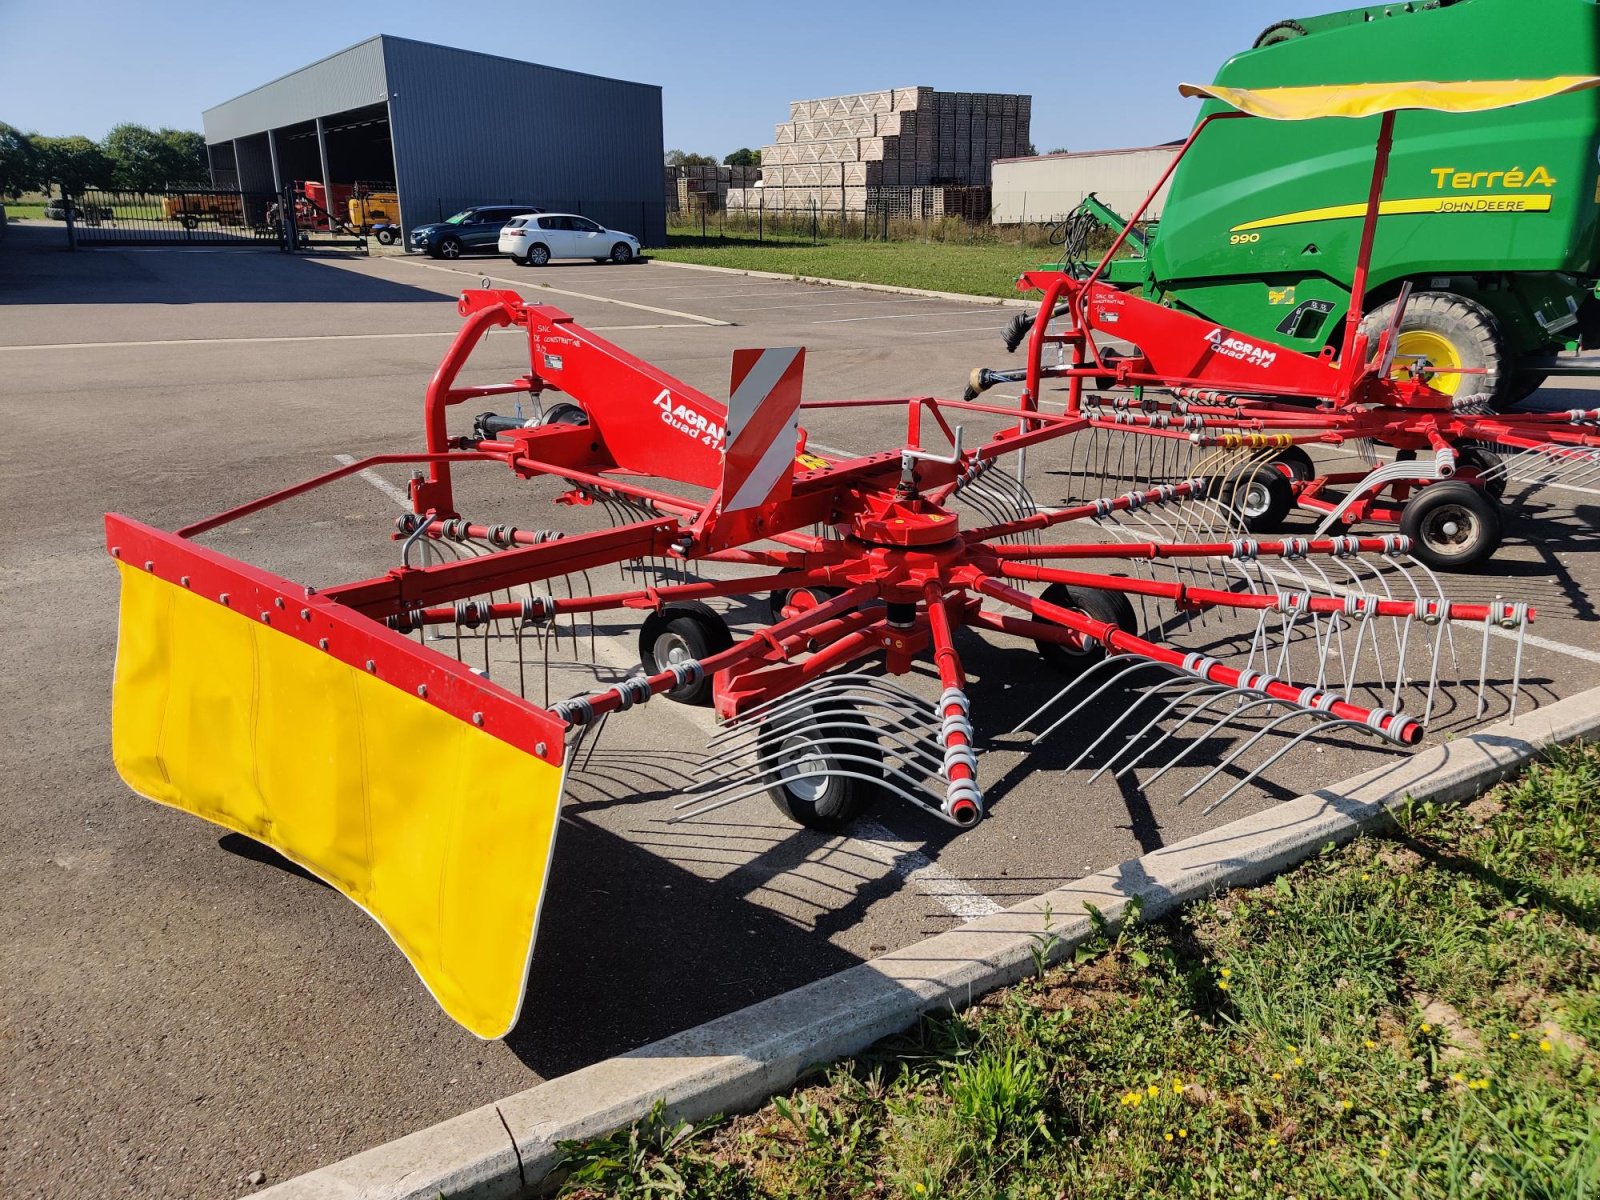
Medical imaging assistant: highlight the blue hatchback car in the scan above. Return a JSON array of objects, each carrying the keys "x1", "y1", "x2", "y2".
[{"x1": 407, "y1": 205, "x2": 541, "y2": 258}]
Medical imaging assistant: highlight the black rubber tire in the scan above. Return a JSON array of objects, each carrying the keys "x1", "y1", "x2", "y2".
[
  {"x1": 1399, "y1": 481, "x2": 1502, "y2": 572},
  {"x1": 375, "y1": 229, "x2": 395, "y2": 245},
  {"x1": 1361, "y1": 291, "x2": 1508, "y2": 409},
  {"x1": 1218, "y1": 463, "x2": 1295, "y2": 533},
  {"x1": 767, "y1": 585, "x2": 844, "y2": 624},
  {"x1": 1273, "y1": 445, "x2": 1316, "y2": 483},
  {"x1": 527, "y1": 242, "x2": 551, "y2": 266},
  {"x1": 760, "y1": 698, "x2": 881, "y2": 833},
  {"x1": 180, "y1": 214, "x2": 200, "y2": 230},
  {"x1": 1454, "y1": 446, "x2": 1507, "y2": 501},
  {"x1": 1254, "y1": 18, "x2": 1308, "y2": 47},
  {"x1": 1033, "y1": 582, "x2": 1138, "y2": 679},
  {"x1": 540, "y1": 402, "x2": 589, "y2": 427},
  {"x1": 609, "y1": 242, "x2": 633, "y2": 264},
  {"x1": 638, "y1": 601, "x2": 733, "y2": 705},
  {"x1": 437, "y1": 236, "x2": 463, "y2": 260},
  {"x1": 511, "y1": 252, "x2": 529, "y2": 266}
]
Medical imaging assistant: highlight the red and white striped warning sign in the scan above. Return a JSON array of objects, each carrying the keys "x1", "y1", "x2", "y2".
[{"x1": 721, "y1": 347, "x2": 805, "y2": 513}]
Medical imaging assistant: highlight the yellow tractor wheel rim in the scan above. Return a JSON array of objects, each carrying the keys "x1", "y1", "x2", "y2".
[{"x1": 1395, "y1": 329, "x2": 1464, "y2": 396}]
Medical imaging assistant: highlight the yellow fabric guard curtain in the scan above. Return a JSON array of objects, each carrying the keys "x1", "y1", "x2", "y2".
[{"x1": 1177, "y1": 76, "x2": 1600, "y2": 121}]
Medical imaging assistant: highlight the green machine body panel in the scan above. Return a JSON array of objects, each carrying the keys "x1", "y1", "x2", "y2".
[{"x1": 1120, "y1": 0, "x2": 1600, "y2": 358}]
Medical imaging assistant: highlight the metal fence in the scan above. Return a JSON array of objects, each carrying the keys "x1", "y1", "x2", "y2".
[
  {"x1": 55, "y1": 189, "x2": 368, "y2": 252},
  {"x1": 668, "y1": 186, "x2": 1092, "y2": 250}
]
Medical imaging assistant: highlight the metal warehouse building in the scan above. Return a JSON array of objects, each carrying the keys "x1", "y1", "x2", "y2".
[{"x1": 202, "y1": 36, "x2": 666, "y2": 244}]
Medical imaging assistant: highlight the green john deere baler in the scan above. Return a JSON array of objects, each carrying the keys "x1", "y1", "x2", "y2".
[{"x1": 1080, "y1": 0, "x2": 1600, "y2": 406}]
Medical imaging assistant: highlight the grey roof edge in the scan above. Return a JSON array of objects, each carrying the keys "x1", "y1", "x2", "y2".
[
  {"x1": 994, "y1": 139, "x2": 1185, "y2": 165},
  {"x1": 202, "y1": 34, "x2": 662, "y2": 121},
  {"x1": 201, "y1": 35, "x2": 387, "y2": 118},
  {"x1": 380, "y1": 34, "x2": 662, "y2": 93}
]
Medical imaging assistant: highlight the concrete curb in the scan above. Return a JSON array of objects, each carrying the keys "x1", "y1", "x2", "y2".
[
  {"x1": 646, "y1": 257, "x2": 1035, "y2": 308},
  {"x1": 255, "y1": 684, "x2": 1600, "y2": 1200}
]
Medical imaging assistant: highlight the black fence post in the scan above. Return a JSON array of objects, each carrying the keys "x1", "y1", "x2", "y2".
[{"x1": 63, "y1": 191, "x2": 77, "y2": 250}]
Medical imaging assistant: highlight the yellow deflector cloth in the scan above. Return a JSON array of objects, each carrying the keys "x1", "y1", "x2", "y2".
[
  {"x1": 112, "y1": 562, "x2": 564, "y2": 1039},
  {"x1": 1178, "y1": 76, "x2": 1600, "y2": 121}
]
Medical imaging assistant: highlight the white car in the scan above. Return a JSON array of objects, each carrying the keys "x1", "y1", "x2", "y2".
[{"x1": 499, "y1": 213, "x2": 641, "y2": 265}]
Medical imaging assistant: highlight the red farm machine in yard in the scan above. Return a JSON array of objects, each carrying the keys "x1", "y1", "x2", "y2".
[
  {"x1": 102, "y1": 82, "x2": 1559, "y2": 1040},
  {"x1": 968, "y1": 77, "x2": 1600, "y2": 572}
]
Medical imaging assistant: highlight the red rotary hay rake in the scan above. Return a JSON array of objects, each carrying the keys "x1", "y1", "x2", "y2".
[
  {"x1": 967, "y1": 78, "x2": 1600, "y2": 572},
  {"x1": 107, "y1": 280, "x2": 1533, "y2": 1036}
]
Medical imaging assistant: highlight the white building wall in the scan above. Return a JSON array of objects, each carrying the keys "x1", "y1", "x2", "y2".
[{"x1": 991, "y1": 146, "x2": 1179, "y2": 224}]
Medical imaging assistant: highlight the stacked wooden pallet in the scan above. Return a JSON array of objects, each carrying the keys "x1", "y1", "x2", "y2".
[{"x1": 729, "y1": 87, "x2": 1030, "y2": 213}]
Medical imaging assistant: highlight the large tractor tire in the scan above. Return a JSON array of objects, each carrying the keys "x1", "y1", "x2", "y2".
[
  {"x1": 1361, "y1": 291, "x2": 1510, "y2": 410},
  {"x1": 1253, "y1": 19, "x2": 1308, "y2": 47}
]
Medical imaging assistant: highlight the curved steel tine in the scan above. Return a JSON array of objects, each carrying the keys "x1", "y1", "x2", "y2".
[
  {"x1": 675, "y1": 742, "x2": 947, "y2": 821},
  {"x1": 694, "y1": 712, "x2": 948, "y2": 785},
  {"x1": 1477, "y1": 603, "x2": 1495, "y2": 720},
  {"x1": 1027, "y1": 658, "x2": 1181, "y2": 743},
  {"x1": 699, "y1": 693, "x2": 937, "y2": 767},
  {"x1": 1110, "y1": 681, "x2": 1234, "y2": 779},
  {"x1": 720, "y1": 672, "x2": 936, "y2": 731},
  {"x1": 1086, "y1": 679, "x2": 1218, "y2": 781},
  {"x1": 1141, "y1": 691, "x2": 1283, "y2": 786},
  {"x1": 1201, "y1": 716, "x2": 1388, "y2": 814},
  {"x1": 1067, "y1": 677, "x2": 1200, "y2": 774},
  {"x1": 1403, "y1": 554, "x2": 1458, "y2": 673},
  {"x1": 676, "y1": 764, "x2": 964, "y2": 828},
  {"x1": 691, "y1": 719, "x2": 947, "y2": 805},
  {"x1": 1005, "y1": 652, "x2": 1140, "y2": 734}
]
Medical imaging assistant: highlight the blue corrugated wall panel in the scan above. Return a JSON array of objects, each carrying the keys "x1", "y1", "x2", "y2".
[{"x1": 384, "y1": 37, "x2": 665, "y2": 245}]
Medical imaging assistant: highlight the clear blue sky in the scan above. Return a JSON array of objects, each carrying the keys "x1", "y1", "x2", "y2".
[{"x1": 1, "y1": 0, "x2": 1304, "y2": 153}]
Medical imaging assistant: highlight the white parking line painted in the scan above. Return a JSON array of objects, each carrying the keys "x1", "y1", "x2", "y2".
[
  {"x1": 333, "y1": 453, "x2": 413, "y2": 506},
  {"x1": 387, "y1": 258, "x2": 734, "y2": 326},
  {"x1": 338, "y1": 453, "x2": 995, "y2": 922},
  {"x1": 906, "y1": 324, "x2": 1012, "y2": 336},
  {"x1": 739, "y1": 297, "x2": 942, "y2": 313},
  {"x1": 814, "y1": 310, "x2": 991, "y2": 325},
  {"x1": 850, "y1": 820, "x2": 1004, "y2": 919},
  {"x1": 0, "y1": 324, "x2": 704, "y2": 352}
]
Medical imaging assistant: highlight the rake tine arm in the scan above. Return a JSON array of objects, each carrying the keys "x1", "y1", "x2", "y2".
[
  {"x1": 550, "y1": 584, "x2": 881, "y2": 728},
  {"x1": 384, "y1": 566, "x2": 852, "y2": 629},
  {"x1": 982, "y1": 557, "x2": 1530, "y2": 628},
  {"x1": 958, "y1": 568, "x2": 1423, "y2": 746},
  {"x1": 325, "y1": 518, "x2": 683, "y2": 618},
  {"x1": 923, "y1": 582, "x2": 983, "y2": 824},
  {"x1": 962, "y1": 479, "x2": 1207, "y2": 543},
  {"x1": 983, "y1": 534, "x2": 1416, "y2": 562}
]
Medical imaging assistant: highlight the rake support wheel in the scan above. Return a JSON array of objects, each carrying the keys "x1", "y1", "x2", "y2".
[
  {"x1": 759, "y1": 698, "x2": 882, "y2": 833},
  {"x1": 1034, "y1": 583, "x2": 1138, "y2": 680},
  {"x1": 1399, "y1": 481, "x2": 1502, "y2": 572},
  {"x1": 639, "y1": 602, "x2": 732, "y2": 705}
]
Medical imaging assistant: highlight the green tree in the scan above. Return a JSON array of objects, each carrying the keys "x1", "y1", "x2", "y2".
[
  {"x1": 664, "y1": 149, "x2": 718, "y2": 168},
  {"x1": 157, "y1": 128, "x2": 209, "y2": 186},
  {"x1": 103, "y1": 123, "x2": 171, "y2": 191},
  {"x1": 32, "y1": 135, "x2": 114, "y2": 194},
  {"x1": 0, "y1": 122, "x2": 40, "y2": 199},
  {"x1": 723, "y1": 148, "x2": 760, "y2": 167}
]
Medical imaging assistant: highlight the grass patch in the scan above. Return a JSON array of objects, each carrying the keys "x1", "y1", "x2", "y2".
[
  {"x1": 552, "y1": 744, "x2": 1600, "y2": 1198},
  {"x1": 651, "y1": 239, "x2": 1057, "y2": 300}
]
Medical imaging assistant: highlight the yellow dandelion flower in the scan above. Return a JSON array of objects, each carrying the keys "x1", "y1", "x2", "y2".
[
  {"x1": 1287, "y1": 1044, "x2": 1298, "y2": 1053},
  {"x1": 1379, "y1": 1148, "x2": 1389, "y2": 1159},
  {"x1": 1472, "y1": 1079, "x2": 1490, "y2": 1090},
  {"x1": 1220, "y1": 967, "x2": 1232, "y2": 979},
  {"x1": 1165, "y1": 1133, "x2": 1174, "y2": 1142},
  {"x1": 1364, "y1": 1039, "x2": 1377, "y2": 1050},
  {"x1": 1451, "y1": 1073, "x2": 1465, "y2": 1083},
  {"x1": 1293, "y1": 1057, "x2": 1304, "y2": 1066},
  {"x1": 1540, "y1": 1039, "x2": 1553, "y2": 1053},
  {"x1": 1148, "y1": 1083, "x2": 1161, "y2": 1097},
  {"x1": 1178, "y1": 1128, "x2": 1188, "y2": 1138},
  {"x1": 1172, "y1": 1078, "x2": 1184, "y2": 1094},
  {"x1": 1341, "y1": 1099, "x2": 1353, "y2": 1111},
  {"x1": 1362, "y1": 873, "x2": 1370, "y2": 881},
  {"x1": 1509, "y1": 1031, "x2": 1521, "y2": 1041},
  {"x1": 1268, "y1": 1137, "x2": 1279, "y2": 1148},
  {"x1": 1421, "y1": 1023, "x2": 1432, "y2": 1034},
  {"x1": 1218, "y1": 981, "x2": 1230, "y2": 991},
  {"x1": 914, "y1": 1186, "x2": 927, "y2": 1196},
  {"x1": 1271, "y1": 1072, "x2": 1282, "y2": 1081}
]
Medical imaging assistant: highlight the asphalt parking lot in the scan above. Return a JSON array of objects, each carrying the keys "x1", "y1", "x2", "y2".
[{"x1": 3, "y1": 225, "x2": 1598, "y2": 1198}]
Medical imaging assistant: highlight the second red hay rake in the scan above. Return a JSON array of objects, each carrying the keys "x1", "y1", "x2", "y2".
[{"x1": 967, "y1": 78, "x2": 1600, "y2": 572}]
